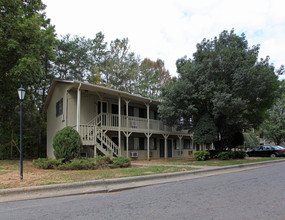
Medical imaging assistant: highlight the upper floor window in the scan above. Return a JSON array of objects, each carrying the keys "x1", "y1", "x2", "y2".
[{"x1": 56, "y1": 98, "x2": 63, "y2": 117}]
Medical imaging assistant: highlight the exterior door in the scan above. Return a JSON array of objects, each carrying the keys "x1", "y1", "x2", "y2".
[
  {"x1": 160, "y1": 139, "x2": 164, "y2": 158},
  {"x1": 167, "y1": 140, "x2": 172, "y2": 158}
]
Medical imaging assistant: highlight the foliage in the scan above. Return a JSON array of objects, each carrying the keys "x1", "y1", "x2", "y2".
[
  {"x1": 243, "y1": 132, "x2": 260, "y2": 148},
  {"x1": 159, "y1": 29, "x2": 280, "y2": 151},
  {"x1": 52, "y1": 127, "x2": 83, "y2": 161},
  {"x1": 32, "y1": 156, "x2": 130, "y2": 170},
  {"x1": 232, "y1": 151, "x2": 246, "y2": 159},
  {"x1": 194, "y1": 151, "x2": 210, "y2": 161},
  {"x1": 56, "y1": 158, "x2": 96, "y2": 170},
  {"x1": 0, "y1": 0, "x2": 57, "y2": 159},
  {"x1": 32, "y1": 158, "x2": 63, "y2": 169},
  {"x1": 218, "y1": 151, "x2": 246, "y2": 160},
  {"x1": 95, "y1": 155, "x2": 113, "y2": 168},
  {"x1": 193, "y1": 113, "x2": 217, "y2": 144},
  {"x1": 218, "y1": 152, "x2": 231, "y2": 160},
  {"x1": 109, "y1": 156, "x2": 131, "y2": 168},
  {"x1": 261, "y1": 87, "x2": 285, "y2": 145},
  {"x1": 136, "y1": 58, "x2": 171, "y2": 99}
]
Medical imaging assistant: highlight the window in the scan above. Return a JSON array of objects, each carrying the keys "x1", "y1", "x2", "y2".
[
  {"x1": 139, "y1": 137, "x2": 145, "y2": 150},
  {"x1": 112, "y1": 104, "x2": 118, "y2": 114},
  {"x1": 124, "y1": 137, "x2": 135, "y2": 150},
  {"x1": 56, "y1": 98, "x2": 63, "y2": 117},
  {"x1": 139, "y1": 108, "x2": 147, "y2": 118},
  {"x1": 174, "y1": 139, "x2": 180, "y2": 150},
  {"x1": 150, "y1": 138, "x2": 157, "y2": 150},
  {"x1": 98, "y1": 101, "x2": 107, "y2": 114},
  {"x1": 183, "y1": 139, "x2": 191, "y2": 149},
  {"x1": 150, "y1": 110, "x2": 157, "y2": 119}
]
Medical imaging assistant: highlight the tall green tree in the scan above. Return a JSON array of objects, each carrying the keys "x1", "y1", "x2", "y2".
[
  {"x1": 0, "y1": 0, "x2": 57, "y2": 158},
  {"x1": 158, "y1": 30, "x2": 280, "y2": 151},
  {"x1": 54, "y1": 34, "x2": 92, "y2": 80},
  {"x1": 261, "y1": 86, "x2": 285, "y2": 145},
  {"x1": 137, "y1": 58, "x2": 171, "y2": 99},
  {"x1": 102, "y1": 38, "x2": 139, "y2": 93}
]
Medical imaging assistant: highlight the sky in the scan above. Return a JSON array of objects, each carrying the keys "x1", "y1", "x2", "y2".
[{"x1": 43, "y1": 0, "x2": 285, "y2": 77}]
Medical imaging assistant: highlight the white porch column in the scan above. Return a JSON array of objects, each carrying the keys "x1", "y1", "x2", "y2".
[
  {"x1": 124, "y1": 99, "x2": 130, "y2": 157},
  {"x1": 118, "y1": 95, "x2": 121, "y2": 156},
  {"x1": 163, "y1": 134, "x2": 169, "y2": 159},
  {"x1": 145, "y1": 102, "x2": 150, "y2": 160},
  {"x1": 178, "y1": 135, "x2": 183, "y2": 157},
  {"x1": 76, "y1": 83, "x2": 82, "y2": 132}
]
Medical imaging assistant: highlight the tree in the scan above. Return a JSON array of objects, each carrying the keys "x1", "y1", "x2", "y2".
[
  {"x1": 102, "y1": 38, "x2": 139, "y2": 93},
  {"x1": 261, "y1": 92, "x2": 285, "y2": 145},
  {"x1": 136, "y1": 58, "x2": 171, "y2": 99},
  {"x1": 158, "y1": 30, "x2": 280, "y2": 151},
  {"x1": 0, "y1": 0, "x2": 57, "y2": 158},
  {"x1": 54, "y1": 34, "x2": 93, "y2": 81}
]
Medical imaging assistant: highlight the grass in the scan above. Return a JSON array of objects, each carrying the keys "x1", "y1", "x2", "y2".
[
  {"x1": 137, "y1": 157, "x2": 285, "y2": 166},
  {"x1": 0, "y1": 160, "x2": 195, "y2": 189},
  {"x1": 1, "y1": 157, "x2": 284, "y2": 189}
]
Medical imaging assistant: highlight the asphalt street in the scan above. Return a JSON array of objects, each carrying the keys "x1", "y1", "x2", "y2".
[{"x1": 0, "y1": 163, "x2": 285, "y2": 220}]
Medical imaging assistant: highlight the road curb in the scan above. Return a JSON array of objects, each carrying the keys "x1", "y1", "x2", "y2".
[{"x1": 1, "y1": 159, "x2": 285, "y2": 202}]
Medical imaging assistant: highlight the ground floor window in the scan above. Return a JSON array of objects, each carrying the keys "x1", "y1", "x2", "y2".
[
  {"x1": 183, "y1": 139, "x2": 192, "y2": 149},
  {"x1": 124, "y1": 137, "x2": 157, "y2": 150},
  {"x1": 174, "y1": 139, "x2": 180, "y2": 150}
]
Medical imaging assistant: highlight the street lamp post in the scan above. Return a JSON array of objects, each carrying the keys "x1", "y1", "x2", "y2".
[{"x1": 18, "y1": 86, "x2": 25, "y2": 181}]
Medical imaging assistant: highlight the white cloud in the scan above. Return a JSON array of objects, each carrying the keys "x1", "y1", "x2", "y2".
[{"x1": 43, "y1": 0, "x2": 285, "y2": 77}]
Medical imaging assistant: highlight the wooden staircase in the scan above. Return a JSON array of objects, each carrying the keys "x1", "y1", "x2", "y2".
[{"x1": 83, "y1": 114, "x2": 119, "y2": 157}]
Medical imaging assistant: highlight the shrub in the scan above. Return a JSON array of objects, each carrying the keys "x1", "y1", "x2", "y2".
[
  {"x1": 194, "y1": 151, "x2": 210, "y2": 161},
  {"x1": 95, "y1": 155, "x2": 113, "y2": 168},
  {"x1": 53, "y1": 126, "x2": 83, "y2": 161},
  {"x1": 208, "y1": 150, "x2": 219, "y2": 158},
  {"x1": 232, "y1": 151, "x2": 246, "y2": 159},
  {"x1": 56, "y1": 158, "x2": 96, "y2": 170},
  {"x1": 218, "y1": 152, "x2": 230, "y2": 160},
  {"x1": 109, "y1": 156, "x2": 131, "y2": 168},
  {"x1": 33, "y1": 158, "x2": 64, "y2": 169}
]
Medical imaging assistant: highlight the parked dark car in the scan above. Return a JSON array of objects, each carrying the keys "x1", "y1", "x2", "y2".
[{"x1": 246, "y1": 145, "x2": 285, "y2": 157}]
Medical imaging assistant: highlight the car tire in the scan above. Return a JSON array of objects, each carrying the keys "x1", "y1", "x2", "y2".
[{"x1": 270, "y1": 153, "x2": 276, "y2": 158}]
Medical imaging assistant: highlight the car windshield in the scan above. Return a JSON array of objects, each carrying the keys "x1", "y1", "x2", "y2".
[{"x1": 272, "y1": 146, "x2": 285, "y2": 150}]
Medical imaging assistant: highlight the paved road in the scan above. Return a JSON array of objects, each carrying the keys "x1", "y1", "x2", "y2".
[{"x1": 1, "y1": 163, "x2": 285, "y2": 220}]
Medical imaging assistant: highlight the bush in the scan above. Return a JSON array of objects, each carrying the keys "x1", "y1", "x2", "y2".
[
  {"x1": 56, "y1": 158, "x2": 96, "y2": 170},
  {"x1": 232, "y1": 151, "x2": 246, "y2": 159},
  {"x1": 95, "y1": 155, "x2": 113, "y2": 168},
  {"x1": 33, "y1": 158, "x2": 64, "y2": 169},
  {"x1": 218, "y1": 151, "x2": 246, "y2": 160},
  {"x1": 53, "y1": 127, "x2": 83, "y2": 161},
  {"x1": 218, "y1": 152, "x2": 230, "y2": 160},
  {"x1": 208, "y1": 150, "x2": 219, "y2": 158},
  {"x1": 194, "y1": 151, "x2": 210, "y2": 161},
  {"x1": 109, "y1": 156, "x2": 131, "y2": 168}
]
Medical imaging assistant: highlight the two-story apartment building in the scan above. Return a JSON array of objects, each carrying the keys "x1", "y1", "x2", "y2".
[{"x1": 46, "y1": 80, "x2": 200, "y2": 160}]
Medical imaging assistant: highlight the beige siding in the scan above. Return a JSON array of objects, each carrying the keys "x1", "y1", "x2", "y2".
[
  {"x1": 47, "y1": 84, "x2": 69, "y2": 158},
  {"x1": 67, "y1": 91, "x2": 77, "y2": 127},
  {"x1": 80, "y1": 93, "x2": 97, "y2": 124}
]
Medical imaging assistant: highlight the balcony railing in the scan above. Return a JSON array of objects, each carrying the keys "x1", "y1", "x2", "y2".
[{"x1": 88, "y1": 113, "x2": 188, "y2": 134}]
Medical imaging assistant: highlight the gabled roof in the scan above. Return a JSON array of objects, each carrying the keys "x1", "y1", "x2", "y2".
[{"x1": 45, "y1": 79, "x2": 161, "y2": 108}]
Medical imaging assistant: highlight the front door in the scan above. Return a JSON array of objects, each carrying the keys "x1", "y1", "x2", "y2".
[
  {"x1": 167, "y1": 140, "x2": 172, "y2": 158},
  {"x1": 160, "y1": 139, "x2": 164, "y2": 158}
]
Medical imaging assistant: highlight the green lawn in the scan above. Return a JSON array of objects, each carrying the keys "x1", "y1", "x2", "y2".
[
  {"x1": 163, "y1": 157, "x2": 285, "y2": 166},
  {"x1": 0, "y1": 160, "x2": 196, "y2": 189}
]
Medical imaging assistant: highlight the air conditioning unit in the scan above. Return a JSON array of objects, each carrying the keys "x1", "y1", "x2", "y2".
[
  {"x1": 131, "y1": 121, "x2": 137, "y2": 128},
  {"x1": 131, "y1": 152, "x2": 138, "y2": 157},
  {"x1": 80, "y1": 152, "x2": 87, "y2": 158}
]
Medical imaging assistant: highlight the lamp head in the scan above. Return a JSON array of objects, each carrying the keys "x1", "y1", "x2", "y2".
[{"x1": 18, "y1": 86, "x2": 25, "y2": 101}]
